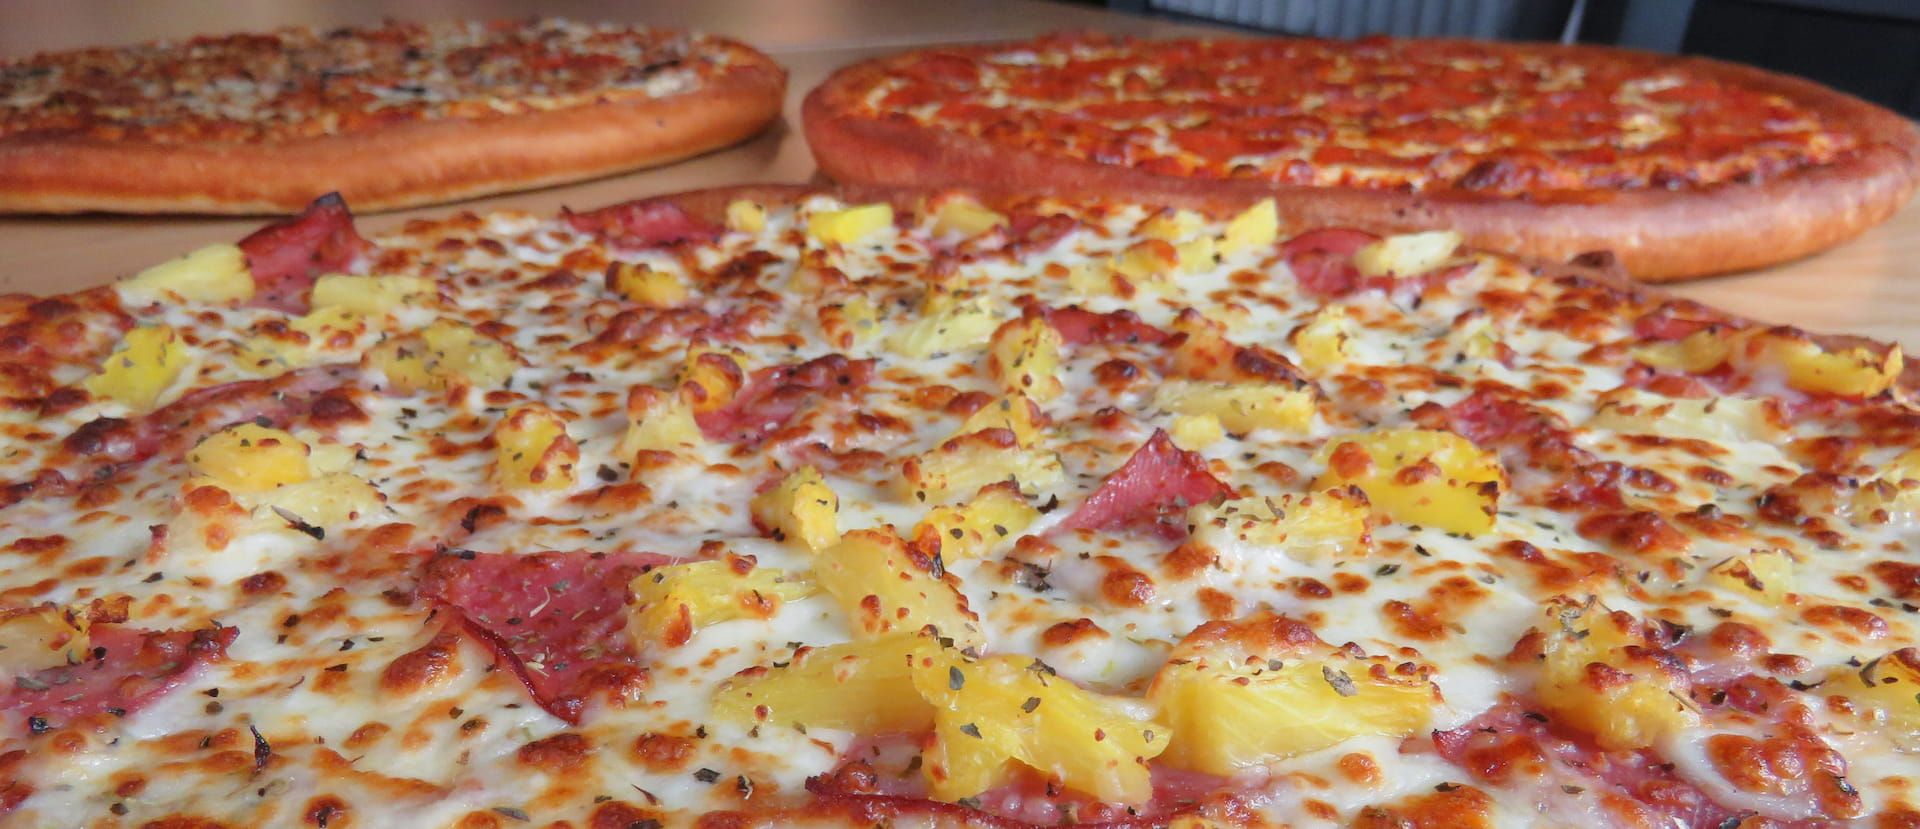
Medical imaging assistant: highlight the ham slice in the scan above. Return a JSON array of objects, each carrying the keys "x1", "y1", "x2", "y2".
[
  {"x1": 1280, "y1": 228, "x2": 1378, "y2": 299},
  {"x1": 238, "y1": 193, "x2": 371, "y2": 314},
  {"x1": 1057, "y1": 430, "x2": 1232, "y2": 541},
  {"x1": 3, "y1": 624, "x2": 234, "y2": 733},
  {"x1": 44, "y1": 364, "x2": 356, "y2": 496},
  {"x1": 564, "y1": 197, "x2": 721, "y2": 249},
  {"x1": 417, "y1": 550, "x2": 671, "y2": 723},
  {"x1": 1038, "y1": 306, "x2": 1171, "y2": 347},
  {"x1": 1432, "y1": 701, "x2": 1746, "y2": 829},
  {"x1": 695, "y1": 354, "x2": 877, "y2": 445}
]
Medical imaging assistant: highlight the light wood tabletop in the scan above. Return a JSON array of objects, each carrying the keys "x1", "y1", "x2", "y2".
[{"x1": 3, "y1": 0, "x2": 1916, "y2": 349}]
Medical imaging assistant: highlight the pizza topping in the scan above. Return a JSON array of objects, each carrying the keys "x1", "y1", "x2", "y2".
[
  {"x1": 418, "y1": 550, "x2": 668, "y2": 723},
  {"x1": 236, "y1": 194, "x2": 371, "y2": 313},
  {"x1": 1, "y1": 624, "x2": 234, "y2": 733},
  {"x1": 564, "y1": 197, "x2": 723, "y2": 249},
  {"x1": 1058, "y1": 429, "x2": 1233, "y2": 541},
  {"x1": 1311, "y1": 429, "x2": 1505, "y2": 536},
  {"x1": 1149, "y1": 613, "x2": 1436, "y2": 775}
]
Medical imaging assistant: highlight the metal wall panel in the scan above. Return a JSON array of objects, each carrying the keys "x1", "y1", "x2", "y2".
[{"x1": 1150, "y1": 0, "x2": 1527, "y2": 39}]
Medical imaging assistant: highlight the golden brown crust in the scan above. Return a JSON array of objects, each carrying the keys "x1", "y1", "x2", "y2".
[
  {"x1": 802, "y1": 38, "x2": 1920, "y2": 282},
  {"x1": 0, "y1": 43, "x2": 786, "y2": 215}
]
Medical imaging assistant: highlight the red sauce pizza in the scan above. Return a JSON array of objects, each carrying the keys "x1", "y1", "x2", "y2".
[
  {"x1": 0, "y1": 19, "x2": 786, "y2": 213},
  {"x1": 804, "y1": 33, "x2": 1920, "y2": 281}
]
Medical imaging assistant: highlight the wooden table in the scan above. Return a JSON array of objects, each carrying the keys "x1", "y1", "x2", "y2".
[{"x1": 3, "y1": 0, "x2": 1917, "y2": 348}]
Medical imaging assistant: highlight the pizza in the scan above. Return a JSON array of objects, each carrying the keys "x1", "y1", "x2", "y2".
[
  {"x1": 3, "y1": 183, "x2": 1920, "y2": 828},
  {"x1": 0, "y1": 19, "x2": 786, "y2": 214},
  {"x1": 803, "y1": 33, "x2": 1920, "y2": 282}
]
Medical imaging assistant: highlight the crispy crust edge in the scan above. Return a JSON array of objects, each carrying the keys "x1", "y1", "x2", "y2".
[
  {"x1": 800, "y1": 38, "x2": 1920, "y2": 283},
  {"x1": 0, "y1": 42, "x2": 787, "y2": 215},
  {"x1": 646, "y1": 181, "x2": 1918, "y2": 391}
]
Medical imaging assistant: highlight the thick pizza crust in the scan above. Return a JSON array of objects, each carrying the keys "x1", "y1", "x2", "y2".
[
  {"x1": 801, "y1": 39, "x2": 1920, "y2": 283},
  {"x1": 0, "y1": 43, "x2": 786, "y2": 215}
]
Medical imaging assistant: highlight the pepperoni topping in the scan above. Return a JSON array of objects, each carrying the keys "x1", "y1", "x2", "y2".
[
  {"x1": 237, "y1": 193, "x2": 372, "y2": 314},
  {"x1": 696, "y1": 355, "x2": 877, "y2": 444},
  {"x1": 1058, "y1": 429, "x2": 1232, "y2": 541},
  {"x1": 417, "y1": 550, "x2": 672, "y2": 723},
  {"x1": 564, "y1": 198, "x2": 722, "y2": 249},
  {"x1": 844, "y1": 35, "x2": 1857, "y2": 197},
  {"x1": 3, "y1": 625, "x2": 235, "y2": 733}
]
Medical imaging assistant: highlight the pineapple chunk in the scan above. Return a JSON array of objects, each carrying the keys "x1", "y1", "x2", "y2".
[
  {"x1": 1704, "y1": 549, "x2": 1793, "y2": 605},
  {"x1": 888, "y1": 289, "x2": 1000, "y2": 358},
  {"x1": 1744, "y1": 329, "x2": 1902, "y2": 398},
  {"x1": 309, "y1": 274, "x2": 433, "y2": 315},
  {"x1": 811, "y1": 529, "x2": 981, "y2": 646},
  {"x1": 751, "y1": 466, "x2": 841, "y2": 550},
  {"x1": 678, "y1": 345, "x2": 747, "y2": 414},
  {"x1": 84, "y1": 325, "x2": 190, "y2": 411},
  {"x1": 1311, "y1": 429, "x2": 1504, "y2": 536},
  {"x1": 631, "y1": 556, "x2": 816, "y2": 648},
  {"x1": 1176, "y1": 236, "x2": 1219, "y2": 274},
  {"x1": 1169, "y1": 412, "x2": 1225, "y2": 448},
  {"x1": 1589, "y1": 389, "x2": 1780, "y2": 443},
  {"x1": 491, "y1": 404, "x2": 579, "y2": 492},
  {"x1": 188, "y1": 423, "x2": 311, "y2": 492},
  {"x1": 260, "y1": 472, "x2": 384, "y2": 529},
  {"x1": 989, "y1": 318, "x2": 1066, "y2": 402},
  {"x1": 726, "y1": 199, "x2": 768, "y2": 234},
  {"x1": 1534, "y1": 604, "x2": 1697, "y2": 750},
  {"x1": 365, "y1": 320, "x2": 517, "y2": 393},
  {"x1": 1218, "y1": 199, "x2": 1279, "y2": 255},
  {"x1": 915, "y1": 651, "x2": 1169, "y2": 804},
  {"x1": 1353, "y1": 231, "x2": 1463, "y2": 278},
  {"x1": 1827, "y1": 648, "x2": 1920, "y2": 747},
  {"x1": 1632, "y1": 328, "x2": 1732, "y2": 374},
  {"x1": 901, "y1": 429, "x2": 1064, "y2": 504},
  {"x1": 957, "y1": 394, "x2": 1046, "y2": 447},
  {"x1": 1066, "y1": 262, "x2": 1118, "y2": 297},
  {"x1": 0, "y1": 605, "x2": 92, "y2": 672},
  {"x1": 606, "y1": 263, "x2": 688, "y2": 308},
  {"x1": 712, "y1": 634, "x2": 939, "y2": 733},
  {"x1": 120, "y1": 244, "x2": 253, "y2": 304},
  {"x1": 1853, "y1": 448, "x2": 1920, "y2": 527},
  {"x1": 1188, "y1": 490, "x2": 1371, "y2": 564},
  {"x1": 910, "y1": 482, "x2": 1039, "y2": 561},
  {"x1": 1141, "y1": 208, "x2": 1205, "y2": 241},
  {"x1": 620, "y1": 386, "x2": 705, "y2": 458},
  {"x1": 1293, "y1": 307, "x2": 1355, "y2": 372},
  {"x1": 808, "y1": 203, "x2": 895, "y2": 246},
  {"x1": 422, "y1": 319, "x2": 515, "y2": 388},
  {"x1": 820, "y1": 296, "x2": 882, "y2": 348},
  {"x1": 1149, "y1": 613, "x2": 1433, "y2": 775},
  {"x1": 1110, "y1": 239, "x2": 1179, "y2": 286},
  {"x1": 1154, "y1": 380, "x2": 1316, "y2": 434},
  {"x1": 931, "y1": 196, "x2": 1007, "y2": 238}
]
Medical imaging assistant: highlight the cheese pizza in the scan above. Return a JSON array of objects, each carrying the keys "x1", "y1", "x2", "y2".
[
  {"x1": 0, "y1": 19, "x2": 786, "y2": 214},
  {"x1": 804, "y1": 33, "x2": 1920, "y2": 281},
  {"x1": 2, "y1": 185, "x2": 1919, "y2": 827}
]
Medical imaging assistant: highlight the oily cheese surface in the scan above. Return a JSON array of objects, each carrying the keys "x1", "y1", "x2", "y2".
[{"x1": 1, "y1": 187, "x2": 1919, "y2": 827}]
